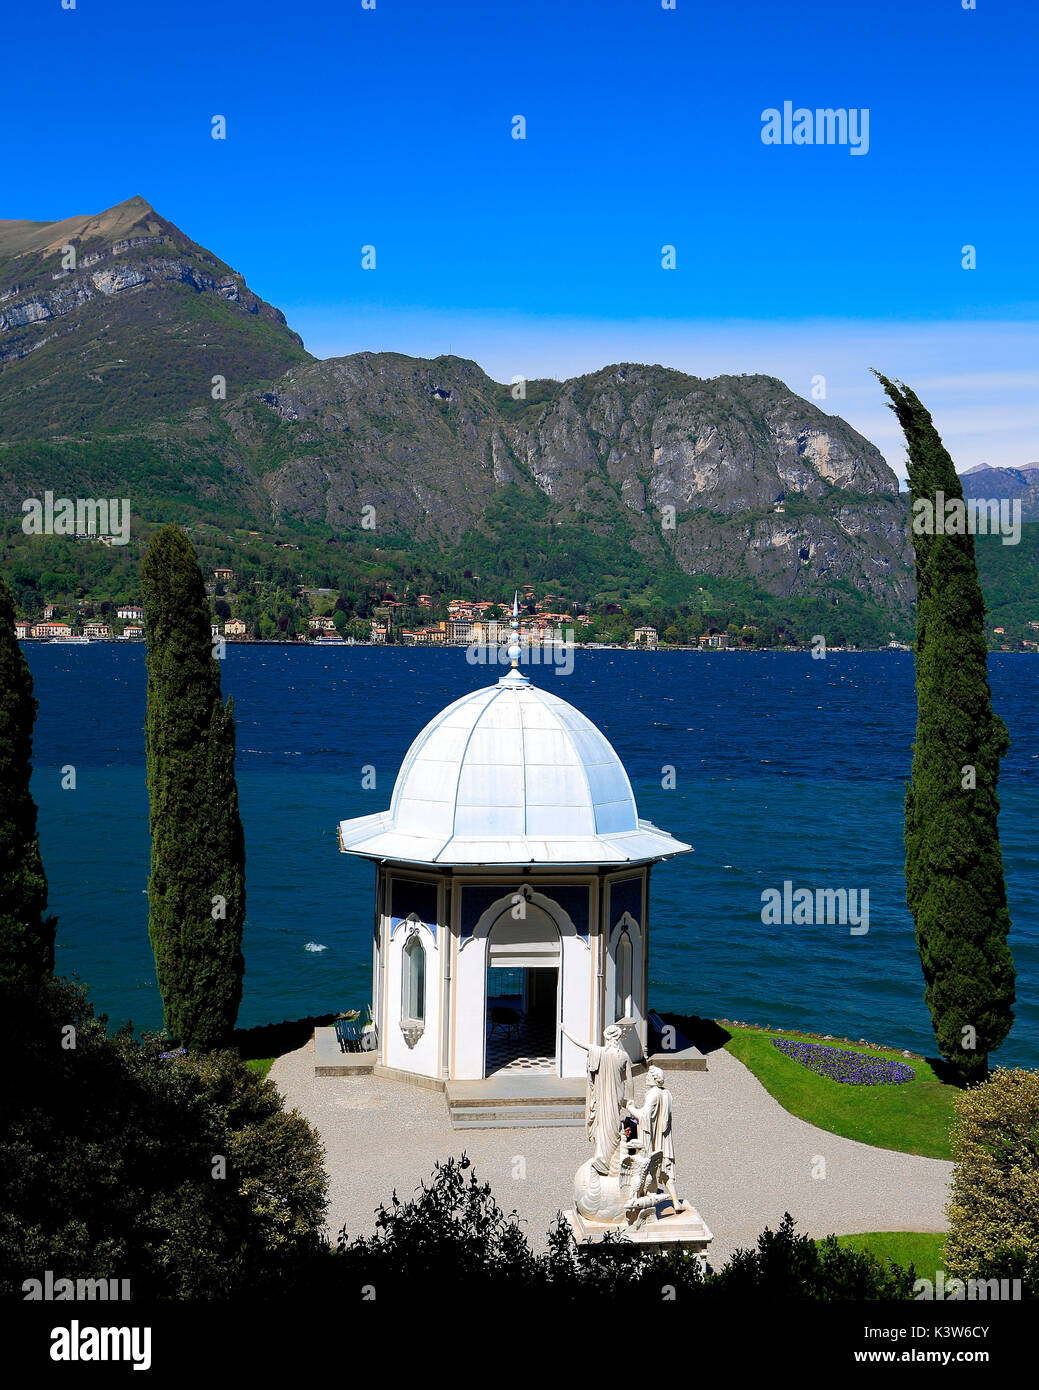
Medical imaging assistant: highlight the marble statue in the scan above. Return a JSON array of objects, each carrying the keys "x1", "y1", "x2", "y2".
[
  {"x1": 561, "y1": 1022, "x2": 632, "y2": 1175},
  {"x1": 572, "y1": 1139, "x2": 662, "y2": 1227},
  {"x1": 571, "y1": 1062, "x2": 685, "y2": 1227},
  {"x1": 565, "y1": 1062, "x2": 711, "y2": 1266},
  {"x1": 626, "y1": 1065, "x2": 686, "y2": 1213}
]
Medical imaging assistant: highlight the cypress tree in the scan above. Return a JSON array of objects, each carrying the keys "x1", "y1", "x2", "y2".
[
  {"x1": 0, "y1": 575, "x2": 56, "y2": 997},
  {"x1": 877, "y1": 374, "x2": 1015, "y2": 1082},
  {"x1": 141, "y1": 525, "x2": 245, "y2": 1049}
]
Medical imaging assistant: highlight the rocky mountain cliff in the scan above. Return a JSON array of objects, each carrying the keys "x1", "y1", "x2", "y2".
[
  {"x1": 0, "y1": 195, "x2": 914, "y2": 622},
  {"x1": 0, "y1": 196, "x2": 307, "y2": 436},
  {"x1": 241, "y1": 353, "x2": 912, "y2": 608}
]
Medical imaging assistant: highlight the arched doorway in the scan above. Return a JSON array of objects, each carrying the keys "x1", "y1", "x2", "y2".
[{"x1": 485, "y1": 905, "x2": 561, "y2": 1075}]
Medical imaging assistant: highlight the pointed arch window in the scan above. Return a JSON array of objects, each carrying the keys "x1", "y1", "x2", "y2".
[
  {"x1": 403, "y1": 933, "x2": 426, "y2": 1026},
  {"x1": 615, "y1": 929, "x2": 633, "y2": 1020}
]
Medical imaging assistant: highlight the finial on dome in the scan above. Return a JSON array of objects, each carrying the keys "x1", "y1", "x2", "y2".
[{"x1": 508, "y1": 590, "x2": 521, "y2": 668}]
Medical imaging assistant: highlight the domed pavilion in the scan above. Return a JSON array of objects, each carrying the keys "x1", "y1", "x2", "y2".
[{"x1": 337, "y1": 650, "x2": 692, "y2": 1084}]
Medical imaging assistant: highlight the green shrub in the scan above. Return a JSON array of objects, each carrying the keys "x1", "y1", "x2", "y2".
[
  {"x1": 327, "y1": 1157, "x2": 920, "y2": 1303},
  {"x1": 945, "y1": 1067, "x2": 1039, "y2": 1278},
  {"x1": 0, "y1": 977, "x2": 328, "y2": 1298}
]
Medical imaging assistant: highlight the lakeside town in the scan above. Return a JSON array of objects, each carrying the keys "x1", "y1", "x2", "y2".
[
  {"x1": 9, "y1": 507, "x2": 1037, "y2": 652},
  {"x1": 11, "y1": 567, "x2": 761, "y2": 651},
  {"x1": 14, "y1": 564, "x2": 1039, "y2": 653}
]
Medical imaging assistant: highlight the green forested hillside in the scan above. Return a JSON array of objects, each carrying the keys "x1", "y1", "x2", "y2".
[
  {"x1": 975, "y1": 524, "x2": 1039, "y2": 644},
  {"x1": 1, "y1": 197, "x2": 1033, "y2": 648}
]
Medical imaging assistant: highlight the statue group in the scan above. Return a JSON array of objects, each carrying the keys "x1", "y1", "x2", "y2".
[{"x1": 562, "y1": 1023, "x2": 687, "y2": 1229}]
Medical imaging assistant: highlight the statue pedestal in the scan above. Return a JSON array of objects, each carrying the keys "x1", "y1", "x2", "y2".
[{"x1": 563, "y1": 1202, "x2": 713, "y2": 1272}]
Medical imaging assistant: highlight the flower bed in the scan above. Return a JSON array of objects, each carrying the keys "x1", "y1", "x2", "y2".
[{"x1": 771, "y1": 1037, "x2": 915, "y2": 1085}]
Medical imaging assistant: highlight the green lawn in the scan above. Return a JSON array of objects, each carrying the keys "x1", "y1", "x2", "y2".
[
  {"x1": 824, "y1": 1231, "x2": 946, "y2": 1275},
  {"x1": 722, "y1": 1025, "x2": 958, "y2": 1159},
  {"x1": 245, "y1": 1057, "x2": 275, "y2": 1080}
]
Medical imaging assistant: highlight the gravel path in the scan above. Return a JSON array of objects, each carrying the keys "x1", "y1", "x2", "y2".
[{"x1": 269, "y1": 1042, "x2": 953, "y2": 1266}]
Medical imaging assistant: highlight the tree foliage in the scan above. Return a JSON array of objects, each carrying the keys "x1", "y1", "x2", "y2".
[
  {"x1": 141, "y1": 525, "x2": 246, "y2": 1049},
  {"x1": 0, "y1": 977, "x2": 327, "y2": 1299},
  {"x1": 326, "y1": 1156, "x2": 921, "y2": 1303},
  {"x1": 878, "y1": 375, "x2": 1015, "y2": 1082},
  {"x1": 0, "y1": 573, "x2": 56, "y2": 998},
  {"x1": 945, "y1": 1067, "x2": 1039, "y2": 1279}
]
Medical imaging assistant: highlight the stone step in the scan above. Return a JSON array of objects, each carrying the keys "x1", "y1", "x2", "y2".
[
  {"x1": 451, "y1": 1116, "x2": 584, "y2": 1125},
  {"x1": 449, "y1": 1103, "x2": 585, "y2": 1130},
  {"x1": 448, "y1": 1095, "x2": 584, "y2": 1109},
  {"x1": 313, "y1": 1026, "x2": 377, "y2": 1078}
]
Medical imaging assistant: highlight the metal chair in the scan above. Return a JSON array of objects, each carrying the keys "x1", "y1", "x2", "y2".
[{"x1": 488, "y1": 1005, "x2": 522, "y2": 1043}]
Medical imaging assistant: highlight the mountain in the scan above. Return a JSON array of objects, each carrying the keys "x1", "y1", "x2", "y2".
[
  {"x1": 959, "y1": 463, "x2": 1039, "y2": 522},
  {"x1": 0, "y1": 195, "x2": 307, "y2": 437},
  {"x1": 0, "y1": 196, "x2": 917, "y2": 634},
  {"x1": 246, "y1": 352, "x2": 912, "y2": 610}
]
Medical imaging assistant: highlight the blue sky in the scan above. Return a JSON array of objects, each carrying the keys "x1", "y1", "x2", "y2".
[{"x1": 8, "y1": 0, "x2": 1038, "y2": 474}]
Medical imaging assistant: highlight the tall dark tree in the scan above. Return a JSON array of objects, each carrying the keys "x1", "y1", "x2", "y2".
[
  {"x1": 877, "y1": 375, "x2": 1015, "y2": 1082},
  {"x1": 141, "y1": 525, "x2": 245, "y2": 1049},
  {"x1": 0, "y1": 575, "x2": 56, "y2": 997}
]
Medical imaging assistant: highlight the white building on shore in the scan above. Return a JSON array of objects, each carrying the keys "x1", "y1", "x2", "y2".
[{"x1": 337, "y1": 628, "x2": 691, "y2": 1084}]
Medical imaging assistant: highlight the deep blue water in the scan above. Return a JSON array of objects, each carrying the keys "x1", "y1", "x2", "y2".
[{"x1": 23, "y1": 645, "x2": 1039, "y2": 1066}]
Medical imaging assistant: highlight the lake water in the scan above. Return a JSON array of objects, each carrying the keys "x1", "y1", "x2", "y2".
[{"x1": 23, "y1": 644, "x2": 1039, "y2": 1066}]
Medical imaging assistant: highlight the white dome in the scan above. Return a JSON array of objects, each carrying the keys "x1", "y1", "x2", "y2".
[{"x1": 338, "y1": 670, "x2": 691, "y2": 866}]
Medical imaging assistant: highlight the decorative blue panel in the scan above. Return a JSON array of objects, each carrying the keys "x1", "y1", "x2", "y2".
[
  {"x1": 459, "y1": 883, "x2": 592, "y2": 939},
  {"x1": 390, "y1": 877, "x2": 439, "y2": 940},
  {"x1": 610, "y1": 876, "x2": 643, "y2": 929},
  {"x1": 460, "y1": 886, "x2": 512, "y2": 940},
  {"x1": 543, "y1": 885, "x2": 590, "y2": 938}
]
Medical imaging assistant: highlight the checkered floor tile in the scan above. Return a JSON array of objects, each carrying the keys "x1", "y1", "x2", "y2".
[{"x1": 486, "y1": 1016, "x2": 557, "y2": 1074}]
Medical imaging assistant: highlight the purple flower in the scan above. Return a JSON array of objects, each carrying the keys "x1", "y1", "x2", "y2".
[
  {"x1": 158, "y1": 1047, "x2": 187, "y2": 1060},
  {"x1": 771, "y1": 1037, "x2": 914, "y2": 1085}
]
